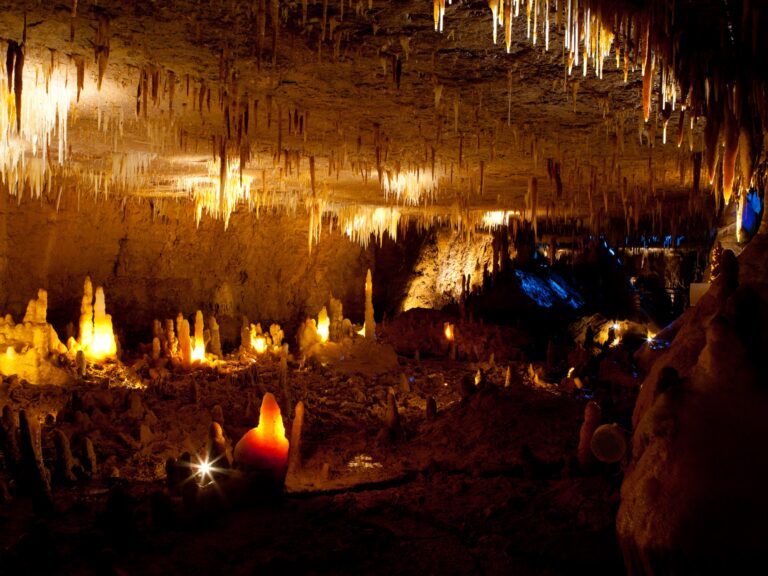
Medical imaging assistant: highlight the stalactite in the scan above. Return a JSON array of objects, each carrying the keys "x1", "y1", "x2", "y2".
[
  {"x1": 271, "y1": 0, "x2": 279, "y2": 66},
  {"x1": 722, "y1": 106, "x2": 739, "y2": 204},
  {"x1": 641, "y1": 21, "x2": 653, "y2": 123},
  {"x1": 95, "y1": 13, "x2": 110, "y2": 90},
  {"x1": 73, "y1": 55, "x2": 84, "y2": 102},
  {"x1": 704, "y1": 112, "x2": 721, "y2": 185},
  {"x1": 12, "y1": 42, "x2": 23, "y2": 133},
  {"x1": 738, "y1": 127, "x2": 756, "y2": 191},
  {"x1": 364, "y1": 269, "x2": 375, "y2": 339}
]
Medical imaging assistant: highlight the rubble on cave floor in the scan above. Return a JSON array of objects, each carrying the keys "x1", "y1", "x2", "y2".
[{"x1": 0, "y1": 336, "x2": 630, "y2": 574}]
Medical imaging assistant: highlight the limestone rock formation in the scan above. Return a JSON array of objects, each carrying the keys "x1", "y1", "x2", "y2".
[{"x1": 618, "y1": 234, "x2": 768, "y2": 573}]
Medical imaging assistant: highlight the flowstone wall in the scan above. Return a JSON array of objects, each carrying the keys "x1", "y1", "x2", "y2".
[{"x1": 0, "y1": 192, "x2": 372, "y2": 347}]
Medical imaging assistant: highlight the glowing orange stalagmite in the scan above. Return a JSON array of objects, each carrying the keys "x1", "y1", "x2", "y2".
[{"x1": 234, "y1": 393, "x2": 289, "y2": 484}]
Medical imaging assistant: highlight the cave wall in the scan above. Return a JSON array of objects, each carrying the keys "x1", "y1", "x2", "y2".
[
  {"x1": 0, "y1": 192, "x2": 372, "y2": 347},
  {"x1": 402, "y1": 228, "x2": 494, "y2": 311}
]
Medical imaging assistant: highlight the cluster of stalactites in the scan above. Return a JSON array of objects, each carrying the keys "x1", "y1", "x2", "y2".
[
  {"x1": 607, "y1": 1, "x2": 765, "y2": 208},
  {"x1": 435, "y1": 0, "x2": 549, "y2": 54},
  {"x1": 335, "y1": 205, "x2": 402, "y2": 248},
  {"x1": 177, "y1": 157, "x2": 254, "y2": 230},
  {"x1": 611, "y1": 1, "x2": 765, "y2": 205},
  {"x1": 0, "y1": 50, "x2": 72, "y2": 201}
]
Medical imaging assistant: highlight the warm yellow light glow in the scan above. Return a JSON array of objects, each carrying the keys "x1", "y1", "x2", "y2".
[
  {"x1": 646, "y1": 331, "x2": 656, "y2": 343},
  {"x1": 191, "y1": 310, "x2": 206, "y2": 363},
  {"x1": 89, "y1": 327, "x2": 117, "y2": 360},
  {"x1": 78, "y1": 280, "x2": 117, "y2": 361},
  {"x1": 252, "y1": 334, "x2": 268, "y2": 354},
  {"x1": 178, "y1": 159, "x2": 253, "y2": 229},
  {"x1": 382, "y1": 171, "x2": 439, "y2": 206},
  {"x1": 0, "y1": 65, "x2": 72, "y2": 201},
  {"x1": 567, "y1": 367, "x2": 575, "y2": 378},
  {"x1": 317, "y1": 307, "x2": 330, "y2": 343},
  {"x1": 444, "y1": 322, "x2": 454, "y2": 341},
  {"x1": 481, "y1": 210, "x2": 521, "y2": 228},
  {"x1": 191, "y1": 342, "x2": 206, "y2": 362},
  {"x1": 357, "y1": 324, "x2": 366, "y2": 336},
  {"x1": 340, "y1": 206, "x2": 401, "y2": 247}
]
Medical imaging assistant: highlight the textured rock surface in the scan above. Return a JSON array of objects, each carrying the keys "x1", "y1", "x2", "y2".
[
  {"x1": 0, "y1": 194, "x2": 371, "y2": 345},
  {"x1": 618, "y1": 233, "x2": 768, "y2": 573}
]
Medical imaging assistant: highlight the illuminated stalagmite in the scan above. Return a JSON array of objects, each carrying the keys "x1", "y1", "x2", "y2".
[
  {"x1": 76, "y1": 278, "x2": 117, "y2": 361},
  {"x1": 0, "y1": 290, "x2": 68, "y2": 384},
  {"x1": 364, "y1": 269, "x2": 375, "y2": 339}
]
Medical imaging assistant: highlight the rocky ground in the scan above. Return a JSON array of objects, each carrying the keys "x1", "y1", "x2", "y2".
[{"x1": 0, "y1": 316, "x2": 638, "y2": 575}]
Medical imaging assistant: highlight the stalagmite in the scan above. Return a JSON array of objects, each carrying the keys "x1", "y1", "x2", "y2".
[
  {"x1": 279, "y1": 343, "x2": 288, "y2": 390},
  {"x1": 178, "y1": 317, "x2": 192, "y2": 369},
  {"x1": 76, "y1": 350, "x2": 86, "y2": 376},
  {"x1": 76, "y1": 279, "x2": 117, "y2": 361},
  {"x1": 208, "y1": 422, "x2": 232, "y2": 470},
  {"x1": 329, "y1": 296, "x2": 343, "y2": 342},
  {"x1": 191, "y1": 310, "x2": 206, "y2": 362},
  {"x1": 383, "y1": 392, "x2": 403, "y2": 441},
  {"x1": 53, "y1": 429, "x2": 78, "y2": 484},
  {"x1": 164, "y1": 319, "x2": 178, "y2": 358},
  {"x1": 18, "y1": 410, "x2": 53, "y2": 513},
  {"x1": 317, "y1": 306, "x2": 330, "y2": 342},
  {"x1": 79, "y1": 277, "x2": 94, "y2": 352},
  {"x1": 0, "y1": 406, "x2": 20, "y2": 478},
  {"x1": 577, "y1": 401, "x2": 601, "y2": 473},
  {"x1": 364, "y1": 269, "x2": 375, "y2": 339},
  {"x1": 426, "y1": 396, "x2": 437, "y2": 419},
  {"x1": 234, "y1": 392, "x2": 289, "y2": 488},
  {"x1": 80, "y1": 437, "x2": 97, "y2": 478},
  {"x1": 208, "y1": 316, "x2": 222, "y2": 357},
  {"x1": 92, "y1": 287, "x2": 117, "y2": 358},
  {"x1": 287, "y1": 401, "x2": 304, "y2": 476}
]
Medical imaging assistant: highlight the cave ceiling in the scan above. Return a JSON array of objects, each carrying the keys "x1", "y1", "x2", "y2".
[{"x1": 0, "y1": 1, "x2": 764, "y2": 243}]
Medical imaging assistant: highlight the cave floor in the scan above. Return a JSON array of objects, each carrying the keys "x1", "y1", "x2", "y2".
[{"x1": 1, "y1": 353, "x2": 625, "y2": 575}]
